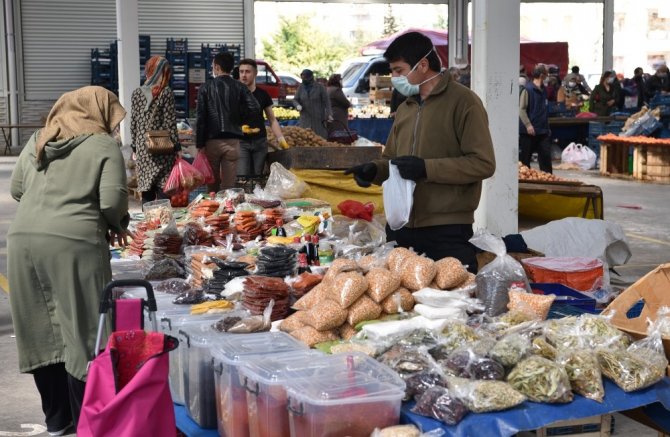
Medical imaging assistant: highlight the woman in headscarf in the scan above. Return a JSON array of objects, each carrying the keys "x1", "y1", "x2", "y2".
[
  {"x1": 8, "y1": 86, "x2": 131, "y2": 434},
  {"x1": 589, "y1": 71, "x2": 618, "y2": 116},
  {"x1": 326, "y1": 73, "x2": 351, "y2": 134},
  {"x1": 131, "y1": 55, "x2": 180, "y2": 203},
  {"x1": 294, "y1": 69, "x2": 332, "y2": 139}
]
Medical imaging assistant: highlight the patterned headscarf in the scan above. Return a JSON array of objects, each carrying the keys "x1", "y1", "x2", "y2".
[
  {"x1": 140, "y1": 56, "x2": 172, "y2": 110},
  {"x1": 35, "y1": 86, "x2": 126, "y2": 163}
]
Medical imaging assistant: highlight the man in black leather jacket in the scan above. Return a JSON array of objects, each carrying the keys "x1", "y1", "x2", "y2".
[{"x1": 196, "y1": 52, "x2": 260, "y2": 191}]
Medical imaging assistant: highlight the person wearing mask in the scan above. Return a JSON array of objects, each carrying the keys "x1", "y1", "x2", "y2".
[
  {"x1": 557, "y1": 76, "x2": 584, "y2": 111},
  {"x1": 130, "y1": 56, "x2": 180, "y2": 203},
  {"x1": 563, "y1": 66, "x2": 592, "y2": 94},
  {"x1": 519, "y1": 64, "x2": 552, "y2": 173},
  {"x1": 8, "y1": 86, "x2": 132, "y2": 435},
  {"x1": 326, "y1": 74, "x2": 352, "y2": 134},
  {"x1": 236, "y1": 58, "x2": 288, "y2": 177},
  {"x1": 646, "y1": 64, "x2": 670, "y2": 100},
  {"x1": 633, "y1": 67, "x2": 648, "y2": 109},
  {"x1": 294, "y1": 69, "x2": 332, "y2": 139},
  {"x1": 196, "y1": 52, "x2": 260, "y2": 191},
  {"x1": 589, "y1": 71, "x2": 618, "y2": 116},
  {"x1": 344, "y1": 31, "x2": 495, "y2": 272}
]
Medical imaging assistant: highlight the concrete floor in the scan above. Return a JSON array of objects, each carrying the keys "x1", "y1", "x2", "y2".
[{"x1": 0, "y1": 156, "x2": 667, "y2": 436}]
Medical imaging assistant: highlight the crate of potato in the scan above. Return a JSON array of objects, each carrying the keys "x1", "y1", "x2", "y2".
[{"x1": 518, "y1": 163, "x2": 582, "y2": 185}]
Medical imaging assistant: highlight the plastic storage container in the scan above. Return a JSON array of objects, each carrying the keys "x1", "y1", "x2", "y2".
[
  {"x1": 284, "y1": 353, "x2": 406, "y2": 437},
  {"x1": 238, "y1": 350, "x2": 325, "y2": 437},
  {"x1": 210, "y1": 332, "x2": 307, "y2": 437}
]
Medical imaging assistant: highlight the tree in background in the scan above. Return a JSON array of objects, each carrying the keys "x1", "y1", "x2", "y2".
[
  {"x1": 262, "y1": 14, "x2": 353, "y2": 77},
  {"x1": 434, "y1": 15, "x2": 448, "y2": 30},
  {"x1": 383, "y1": 4, "x2": 400, "y2": 37}
]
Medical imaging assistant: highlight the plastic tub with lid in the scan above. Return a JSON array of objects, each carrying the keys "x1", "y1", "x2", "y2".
[
  {"x1": 210, "y1": 332, "x2": 307, "y2": 437},
  {"x1": 284, "y1": 353, "x2": 406, "y2": 437},
  {"x1": 238, "y1": 350, "x2": 325, "y2": 437}
]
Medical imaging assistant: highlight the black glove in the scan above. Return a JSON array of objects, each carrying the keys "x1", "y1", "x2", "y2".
[
  {"x1": 344, "y1": 162, "x2": 377, "y2": 188},
  {"x1": 391, "y1": 156, "x2": 427, "y2": 181}
]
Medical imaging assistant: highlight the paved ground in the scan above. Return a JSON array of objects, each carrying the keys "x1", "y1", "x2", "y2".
[{"x1": 0, "y1": 155, "x2": 667, "y2": 435}]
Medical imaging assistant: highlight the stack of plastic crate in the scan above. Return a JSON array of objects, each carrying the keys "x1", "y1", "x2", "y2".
[
  {"x1": 201, "y1": 43, "x2": 241, "y2": 74},
  {"x1": 166, "y1": 38, "x2": 189, "y2": 120},
  {"x1": 91, "y1": 48, "x2": 117, "y2": 94},
  {"x1": 139, "y1": 35, "x2": 151, "y2": 85},
  {"x1": 588, "y1": 120, "x2": 624, "y2": 162}
]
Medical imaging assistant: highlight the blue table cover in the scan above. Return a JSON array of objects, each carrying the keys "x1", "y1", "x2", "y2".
[{"x1": 400, "y1": 378, "x2": 670, "y2": 437}]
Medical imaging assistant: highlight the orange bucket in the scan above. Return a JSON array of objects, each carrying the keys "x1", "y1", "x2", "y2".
[{"x1": 521, "y1": 257, "x2": 604, "y2": 292}]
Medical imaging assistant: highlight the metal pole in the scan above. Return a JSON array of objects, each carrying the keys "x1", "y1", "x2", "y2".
[
  {"x1": 4, "y1": 0, "x2": 19, "y2": 149},
  {"x1": 116, "y1": 0, "x2": 140, "y2": 147},
  {"x1": 602, "y1": 0, "x2": 614, "y2": 72}
]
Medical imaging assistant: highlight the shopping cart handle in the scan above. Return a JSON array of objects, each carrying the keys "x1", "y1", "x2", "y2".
[{"x1": 99, "y1": 279, "x2": 157, "y2": 314}]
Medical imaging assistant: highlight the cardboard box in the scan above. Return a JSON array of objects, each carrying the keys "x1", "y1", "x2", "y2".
[
  {"x1": 536, "y1": 415, "x2": 611, "y2": 437},
  {"x1": 603, "y1": 263, "x2": 670, "y2": 360}
]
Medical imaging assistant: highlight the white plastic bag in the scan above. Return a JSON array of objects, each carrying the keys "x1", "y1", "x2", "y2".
[
  {"x1": 264, "y1": 162, "x2": 307, "y2": 199},
  {"x1": 382, "y1": 163, "x2": 416, "y2": 231},
  {"x1": 561, "y1": 142, "x2": 597, "y2": 170}
]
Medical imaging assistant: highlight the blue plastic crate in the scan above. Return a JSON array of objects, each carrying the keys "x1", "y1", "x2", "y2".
[
  {"x1": 547, "y1": 304, "x2": 591, "y2": 319},
  {"x1": 531, "y1": 283, "x2": 598, "y2": 313}
]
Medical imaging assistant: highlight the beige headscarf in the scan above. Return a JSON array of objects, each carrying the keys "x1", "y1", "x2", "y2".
[{"x1": 36, "y1": 86, "x2": 127, "y2": 163}]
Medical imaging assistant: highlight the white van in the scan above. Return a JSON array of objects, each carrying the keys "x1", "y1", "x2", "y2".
[{"x1": 340, "y1": 55, "x2": 391, "y2": 105}]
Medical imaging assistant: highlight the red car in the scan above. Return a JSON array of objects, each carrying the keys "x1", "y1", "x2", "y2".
[{"x1": 254, "y1": 60, "x2": 292, "y2": 107}]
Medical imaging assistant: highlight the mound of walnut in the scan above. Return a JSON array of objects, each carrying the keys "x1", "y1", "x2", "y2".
[{"x1": 518, "y1": 162, "x2": 579, "y2": 183}]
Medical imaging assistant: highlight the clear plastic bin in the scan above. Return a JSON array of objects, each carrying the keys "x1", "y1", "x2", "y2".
[
  {"x1": 238, "y1": 350, "x2": 325, "y2": 437},
  {"x1": 284, "y1": 353, "x2": 406, "y2": 437},
  {"x1": 210, "y1": 332, "x2": 307, "y2": 437}
]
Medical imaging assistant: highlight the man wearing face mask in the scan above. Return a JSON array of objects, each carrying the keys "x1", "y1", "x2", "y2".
[
  {"x1": 557, "y1": 77, "x2": 584, "y2": 111},
  {"x1": 344, "y1": 31, "x2": 495, "y2": 272},
  {"x1": 519, "y1": 64, "x2": 552, "y2": 173},
  {"x1": 646, "y1": 65, "x2": 670, "y2": 100}
]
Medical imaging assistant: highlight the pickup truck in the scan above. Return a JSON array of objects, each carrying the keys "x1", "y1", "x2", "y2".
[{"x1": 252, "y1": 60, "x2": 292, "y2": 107}]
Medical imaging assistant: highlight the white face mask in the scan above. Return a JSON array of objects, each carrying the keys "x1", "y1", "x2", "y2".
[
  {"x1": 391, "y1": 48, "x2": 441, "y2": 97},
  {"x1": 568, "y1": 81, "x2": 577, "y2": 88}
]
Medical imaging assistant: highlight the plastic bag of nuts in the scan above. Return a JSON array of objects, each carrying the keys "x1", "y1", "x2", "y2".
[
  {"x1": 290, "y1": 326, "x2": 339, "y2": 347},
  {"x1": 330, "y1": 271, "x2": 369, "y2": 308},
  {"x1": 366, "y1": 268, "x2": 401, "y2": 303},
  {"x1": 434, "y1": 257, "x2": 469, "y2": 289},
  {"x1": 401, "y1": 256, "x2": 437, "y2": 291},
  {"x1": 358, "y1": 254, "x2": 387, "y2": 272},
  {"x1": 279, "y1": 311, "x2": 307, "y2": 332},
  {"x1": 303, "y1": 299, "x2": 348, "y2": 331},
  {"x1": 381, "y1": 288, "x2": 415, "y2": 314},
  {"x1": 292, "y1": 282, "x2": 331, "y2": 311},
  {"x1": 507, "y1": 288, "x2": 555, "y2": 320},
  {"x1": 387, "y1": 247, "x2": 414, "y2": 275},
  {"x1": 347, "y1": 295, "x2": 382, "y2": 326},
  {"x1": 323, "y1": 258, "x2": 359, "y2": 283},
  {"x1": 339, "y1": 322, "x2": 357, "y2": 340}
]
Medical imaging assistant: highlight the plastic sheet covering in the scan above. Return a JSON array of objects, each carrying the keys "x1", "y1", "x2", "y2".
[{"x1": 400, "y1": 378, "x2": 670, "y2": 437}]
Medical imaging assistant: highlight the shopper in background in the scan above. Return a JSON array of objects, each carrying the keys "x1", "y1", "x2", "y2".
[
  {"x1": 556, "y1": 76, "x2": 584, "y2": 111},
  {"x1": 611, "y1": 70, "x2": 625, "y2": 110},
  {"x1": 294, "y1": 69, "x2": 332, "y2": 139},
  {"x1": 326, "y1": 74, "x2": 351, "y2": 134},
  {"x1": 196, "y1": 52, "x2": 259, "y2": 191},
  {"x1": 646, "y1": 64, "x2": 670, "y2": 99},
  {"x1": 589, "y1": 71, "x2": 618, "y2": 116},
  {"x1": 633, "y1": 67, "x2": 648, "y2": 110},
  {"x1": 130, "y1": 55, "x2": 180, "y2": 203},
  {"x1": 344, "y1": 31, "x2": 495, "y2": 272},
  {"x1": 236, "y1": 58, "x2": 288, "y2": 177},
  {"x1": 563, "y1": 66, "x2": 592, "y2": 94},
  {"x1": 519, "y1": 64, "x2": 553, "y2": 173},
  {"x1": 8, "y1": 86, "x2": 131, "y2": 435}
]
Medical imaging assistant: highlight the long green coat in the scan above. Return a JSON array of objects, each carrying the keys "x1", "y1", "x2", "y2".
[{"x1": 8, "y1": 131, "x2": 129, "y2": 380}]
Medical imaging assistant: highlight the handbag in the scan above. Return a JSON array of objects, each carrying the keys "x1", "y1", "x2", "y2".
[{"x1": 145, "y1": 130, "x2": 175, "y2": 155}]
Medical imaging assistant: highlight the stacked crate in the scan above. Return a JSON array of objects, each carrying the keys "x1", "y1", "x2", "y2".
[
  {"x1": 91, "y1": 48, "x2": 116, "y2": 94},
  {"x1": 588, "y1": 120, "x2": 624, "y2": 163},
  {"x1": 201, "y1": 43, "x2": 241, "y2": 74},
  {"x1": 166, "y1": 38, "x2": 189, "y2": 120},
  {"x1": 187, "y1": 52, "x2": 207, "y2": 115},
  {"x1": 138, "y1": 35, "x2": 151, "y2": 85},
  {"x1": 369, "y1": 74, "x2": 393, "y2": 106}
]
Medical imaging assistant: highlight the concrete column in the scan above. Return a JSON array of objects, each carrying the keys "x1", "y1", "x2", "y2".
[
  {"x1": 471, "y1": 0, "x2": 520, "y2": 236},
  {"x1": 602, "y1": 0, "x2": 614, "y2": 72},
  {"x1": 448, "y1": 0, "x2": 469, "y2": 67},
  {"x1": 116, "y1": 0, "x2": 140, "y2": 147},
  {"x1": 243, "y1": 0, "x2": 255, "y2": 58}
]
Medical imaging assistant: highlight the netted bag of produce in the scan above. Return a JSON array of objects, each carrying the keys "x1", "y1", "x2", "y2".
[
  {"x1": 279, "y1": 311, "x2": 307, "y2": 333},
  {"x1": 507, "y1": 288, "x2": 555, "y2": 320},
  {"x1": 489, "y1": 333, "x2": 531, "y2": 368},
  {"x1": 557, "y1": 349, "x2": 604, "y2": 402},
  {"x1": 289, "y1": 326, "x2": 339, "y2": 347},
  {"x1": 597, "y1": 320, "x2": 668, "y2": 392},
  {"x1": 412, "y1": 386, "x2": 469, "y2": 426},
  {"x1": 322, "y1": 258, "x2": 359, "y2": 283},
  {"x1": 381, "y1": 288, "x2": 415, "y2": 314},
  {"x1": 402, "y1": 256, "x2": 437, "y2": 291},
  {"x1": 470, "y1": 232, "x2": 530, "y2": 316},
  {"x1": 387, "y1": 247, "x2": 415, "y2": 275},
  {"x1": 434, "y1": 257, "x2": 469, "y2": 289},
  {"x1": 442, "y1": 347, "x2": 505, "y2": 381},
  {"x1": 330, "y1": 271, "x2": 368, "y2": 308},
  {"x1": 303, "y1": 299, "x2": 348, "y2": 331},
  {"x1": 447, "y1": 377, "x2": 526, "y2": 413},
  {"x1": 366, "y1": 268, "x2": 401, "y2": 303},
  {"x1": 507, "y1": 356, "x2": 573, "y2": 403},
  {"x1": 347, "y1": 294, "x2": 382, "y2": 326},
  {"x1": 292, "y1": 282, "x2": 331, "y2": 311}
]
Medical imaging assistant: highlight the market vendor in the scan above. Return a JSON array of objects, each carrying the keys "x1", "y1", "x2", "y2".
[
  {"x1": 345, "y1": 31, "x2": 496, "y2": 273},
  {"x1": 237, "y1": 58, "x2": 288, "y2": 177}
]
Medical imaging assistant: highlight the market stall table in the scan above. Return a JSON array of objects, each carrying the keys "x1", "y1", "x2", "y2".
[
  {"x1": 1, "y1": 123, "x2": 43, "y2": 155},
  {"x1": 597, "y1": 134, "x2": 670, "y2": 183},
  {"x1": 518, "y1": 181, "x2": 603, "y2": 222},
  {"x1": 278, "y1": 118, "x2": 393, "y2": 144}
]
